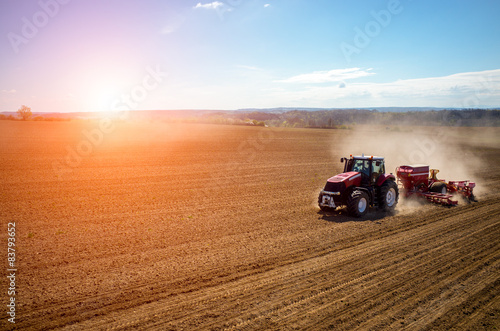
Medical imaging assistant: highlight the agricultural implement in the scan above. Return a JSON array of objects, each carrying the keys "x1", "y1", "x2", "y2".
[
  {"x1": 396, "y1": 165, "x2": 475, "y2": 205},
  {"x1": 318, "y1": 155, "x2": 476, "y2": 217}
]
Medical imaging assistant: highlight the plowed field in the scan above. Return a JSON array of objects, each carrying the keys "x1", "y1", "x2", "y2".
[{"x1": 1, "y1": 121, "x2": 499, "y2": 330}]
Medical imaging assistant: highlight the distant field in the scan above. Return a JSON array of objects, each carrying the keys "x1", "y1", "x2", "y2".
[{"x1": 0, "y1": 120, "x2": 499, "y2": 330}]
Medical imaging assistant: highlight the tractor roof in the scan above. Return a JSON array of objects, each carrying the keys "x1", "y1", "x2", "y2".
[{"x1": 351, "y1": 155, "x2": 384, "y2": 161}]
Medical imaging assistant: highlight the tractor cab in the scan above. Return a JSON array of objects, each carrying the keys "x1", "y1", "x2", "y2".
[{"x1": 341, "y1": 155, "x2": 385, "y2": 186}]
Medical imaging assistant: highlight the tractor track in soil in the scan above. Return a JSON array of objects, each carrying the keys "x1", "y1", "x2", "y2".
[{"x1": 0, "y1": 122, "x2": 499, "y2": 330}]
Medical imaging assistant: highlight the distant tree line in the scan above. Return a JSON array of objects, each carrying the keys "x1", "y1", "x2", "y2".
[
  {"x1": 1, "y1": 106, "x2": 498, "y2": 127},
  {"x1": 0, "y1": 114, "x2": 70, "y2": 121},
  {"x1": 199, "y1": 108, "x2": 500, "y2": 128},
  {"x1": 0, "y1": 105, "x2": 70, "y2": 121}
]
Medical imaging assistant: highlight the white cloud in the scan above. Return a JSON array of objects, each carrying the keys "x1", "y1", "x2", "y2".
[
  {"x1": 1, "y1": 89, "x2": 16, "y2": 94},
  {"x1": 194, "y1": 1, "x2": 224, "y2": 10},
  {"x1": 277, "y1": 68, "x2": 375, "y2": 84},
  {"x1": 264, "y1": 4, "x2": 271, "y2": 8},
  {"x1": 268, "y1": 69, "x2": 500, "y2": 108}
]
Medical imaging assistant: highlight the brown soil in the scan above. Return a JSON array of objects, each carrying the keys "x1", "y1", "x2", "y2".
[{"x1": 0, "y1": 121, "x2": 498, "y2": 330}]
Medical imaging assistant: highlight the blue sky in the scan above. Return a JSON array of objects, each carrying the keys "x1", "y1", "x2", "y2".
[{"x1": 1, "y1": 0, "x2": 499, "y2": 112}]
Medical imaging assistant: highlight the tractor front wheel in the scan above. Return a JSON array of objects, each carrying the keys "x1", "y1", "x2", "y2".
[
  {"x1": 379, "y1": 180, "x2": 399, "y2": 212},
  {"x1": 347, "y1": 190, "x2": 369, "y2": 217}
]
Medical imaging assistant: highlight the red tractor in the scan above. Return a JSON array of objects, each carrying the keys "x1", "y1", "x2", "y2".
[{"x1": 318, "y1": 155, "x2": 399, "y2": 217}]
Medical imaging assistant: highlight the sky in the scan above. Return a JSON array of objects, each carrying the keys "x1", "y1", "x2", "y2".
[{"x1": 1, "y1": 0, "x2": 500, "y2": 113}]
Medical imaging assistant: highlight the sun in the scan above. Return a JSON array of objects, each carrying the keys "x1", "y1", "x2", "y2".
[{"x1": 88, "y1": 83, "x2": 121, "y2": 113}]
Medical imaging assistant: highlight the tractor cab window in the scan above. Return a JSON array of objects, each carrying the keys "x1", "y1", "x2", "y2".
[
  {"x1": 371, "y1": 160, "x2": 384, "y2": 184},
  {"x1": 372, "y1": 160, "x2": 384, "y2": 175},
  {"x1": 351, "y1": 159, "x2": 370, "y2": 177}
]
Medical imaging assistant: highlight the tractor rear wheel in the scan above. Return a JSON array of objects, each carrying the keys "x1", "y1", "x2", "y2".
[
  {"x1": 379, "y1": 180, "x2": 399, "y2": 212},
  {"x1": 347, "y1": 190, "x2": 369, "y2": 217},
  {"x1": 430, "y1": 182, "x2": 447, "y2": 194}
]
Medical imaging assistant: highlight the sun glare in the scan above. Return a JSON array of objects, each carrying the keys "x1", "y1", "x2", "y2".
[{"x1": 88, "y1": 83, "x2": 121, "y2": 113}]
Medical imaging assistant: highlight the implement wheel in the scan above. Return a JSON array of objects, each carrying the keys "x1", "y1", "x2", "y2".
[{"x1": 430, "y1": 182, "x2": 447, "y2": 194}]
